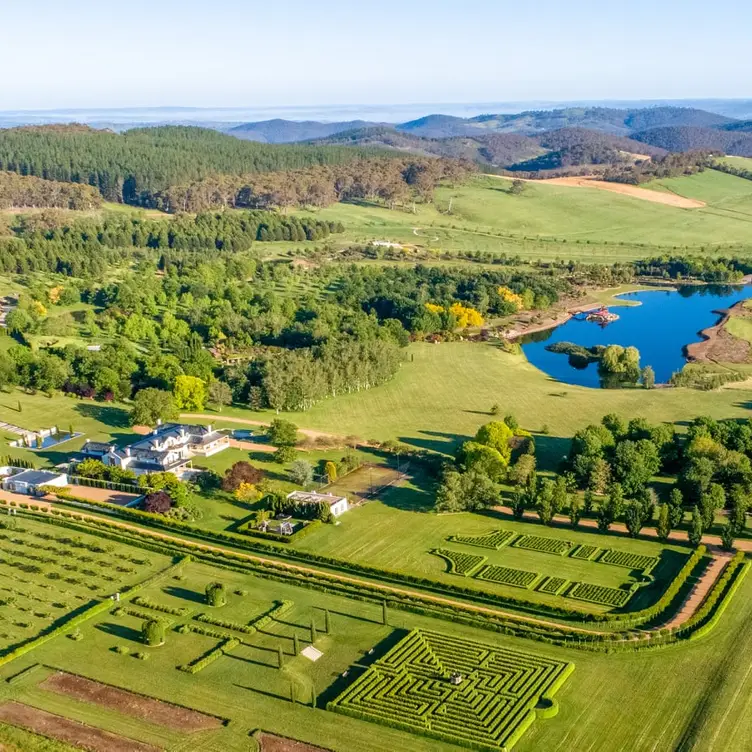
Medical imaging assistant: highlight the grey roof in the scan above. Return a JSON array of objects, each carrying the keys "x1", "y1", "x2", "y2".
[{"x1": 6, "y1": 469, "x2": 65, "y2": 486}]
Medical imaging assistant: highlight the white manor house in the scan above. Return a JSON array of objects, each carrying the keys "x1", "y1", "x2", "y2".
[{"x1": 80, "y1": 421, "x2": 229, "y2": 477}]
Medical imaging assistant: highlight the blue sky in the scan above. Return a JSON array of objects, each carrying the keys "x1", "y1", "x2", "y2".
[{"x1": 3, "y1": 0, "x2": 751, "y2": 110}]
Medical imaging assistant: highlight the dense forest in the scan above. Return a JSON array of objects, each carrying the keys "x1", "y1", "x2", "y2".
[
  {"x1": 0, "y1": 171, "x2": 102, "y2": 210},
  {"x1": 0, "y1": 211, "x2": 345, "y2": 277},
  {"x1": 152, "y1": 156, "x2": 471, "y2": 213},
  {"x1": 632, "y1": 126, "x2": 752, "y2": 156},
  {"x1": 0, "y1": 125, "x2": 388, "y2": 205}
]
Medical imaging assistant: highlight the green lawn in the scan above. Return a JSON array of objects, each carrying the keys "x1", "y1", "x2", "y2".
[
  {"x1": 7, "y1": 339, "x2": 752, "y2": 473},
  {"x1": 218, "y1": 341, "x2": 752, "y2": 468},
  {"x1": 725, "y1": 315, "x2": 752, "y2": 345}
]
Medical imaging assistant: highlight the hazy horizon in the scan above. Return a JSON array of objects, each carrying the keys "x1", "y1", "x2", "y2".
[
  {"x1": 2, "y1": 97, "x2": 752, "y2": 130},
  {"x1": 3, "y1": 0, "x2": 751, "y2": 110}
]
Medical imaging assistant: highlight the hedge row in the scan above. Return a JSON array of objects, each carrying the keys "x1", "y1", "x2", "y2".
[
  {"x1": 178, "y1": 637, "x2": 239, "y2": 674},
  {"x1": 68, "y1": 476, "x2": 146, "y2": 494},
  {"x1": 131, "y1": 596, "x2": 190, "y2": 617},
  {"x1": 678, "y1": 553, "x2": 748, "y2": 640},
  {"x1": 178, "y1": 623, "x2": 234, "y2": 641},
  {"x1": 0, "y1": 600, "x2": 112, "y2": 667},
  {"x1": 40, "y1": 491, "x2": 612, "y2": 623}
]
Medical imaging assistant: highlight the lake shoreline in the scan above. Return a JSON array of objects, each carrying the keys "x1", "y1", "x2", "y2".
[{"x1": 685, "y1": 300, "x2": 752, "y2": 364}]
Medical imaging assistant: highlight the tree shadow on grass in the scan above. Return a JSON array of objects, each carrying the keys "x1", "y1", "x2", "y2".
[
  {"x1": 75, "y1": 403, "x2": 131, "y2": 430},
  {"x1": 376, "y1": 483, "x2": 434, "y2": 513},
  {"x1": 233, "y1": 683, "x2": 289, "y2": 702},
  {"x1": 318, "y1": 629, "x2": 408, "y2": 706},
  {"x1": 96, "y1": 621, "x2": 142, "y2": 642},
  {"x1": 398, "y1": 430, "x2": 470, "y2": 456},
  {"x1": 531, "y1": 434, "x2": 571, "y2": 472},
  {"x1": 162, "y1": 586, "x2": 205, "y2": 604}
]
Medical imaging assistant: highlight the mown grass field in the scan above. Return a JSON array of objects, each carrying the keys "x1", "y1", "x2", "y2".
[
  {"x1": 296, "y1": 170, "x2": 752, "y2": 260},
  {"x1": 1, "y1": 515, "x2": 752, "y2": 752},
  {"x1": 219, "y1": 341, "x2": 752, "y2": 467},
  {"x1": 5, "y1": 339, "x2": 752, "y2": 472}
]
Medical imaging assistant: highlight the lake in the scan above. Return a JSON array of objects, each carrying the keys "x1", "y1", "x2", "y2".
[{"x1": 519, "y1": 285, "x2": 752, "y2": 388}]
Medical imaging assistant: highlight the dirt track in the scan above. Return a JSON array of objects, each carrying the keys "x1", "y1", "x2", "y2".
[{"x1": 492, "y1": 174, "x2": 706, "y2": 209}]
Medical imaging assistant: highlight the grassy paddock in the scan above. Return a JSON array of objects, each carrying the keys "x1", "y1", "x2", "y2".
[{"x1": 295, "y1": 171, "x2": 752, "y2": 259}]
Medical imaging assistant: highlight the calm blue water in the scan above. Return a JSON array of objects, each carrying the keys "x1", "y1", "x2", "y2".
[{"x1": 520, "y1": 285, "x2": 752, "y2": 388}]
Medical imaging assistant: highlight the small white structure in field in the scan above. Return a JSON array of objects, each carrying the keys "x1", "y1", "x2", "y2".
[
  {"x1": 301, "y1": 645, "x2": 323, "y2": 662},
  {"x1": 286, "y1": 490, "x2": 349, "y2": 517},
  {"x1": 1, "y1": 469, "x2": 68, "y2": 496}
]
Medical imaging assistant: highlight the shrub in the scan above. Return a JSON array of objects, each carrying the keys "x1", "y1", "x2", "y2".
[
  {"x1": 205, "y1": 582, "x2": 226, "y2": 607},
  {"x1": 222, "y1": 461, "x2": 264, "y2": 492},
  {"x1": 142, "y1": 491, "x2": 172, "y2": 515},
  {"x1": 141, "y1": 618, "x2": 165, "y2": 646}
]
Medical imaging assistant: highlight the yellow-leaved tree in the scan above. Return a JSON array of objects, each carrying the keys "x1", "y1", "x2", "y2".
[
  {"x1": 449, "y1": 303, "x2": 483, "y2": 328},
  {"x1": 497, "y1": 286, "x2": 525, "y2": 311}
]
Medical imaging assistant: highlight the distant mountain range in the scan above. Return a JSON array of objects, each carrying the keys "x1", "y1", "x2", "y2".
[{"x1": 218, "y1": 106, "x2": 752, "y2": 169}]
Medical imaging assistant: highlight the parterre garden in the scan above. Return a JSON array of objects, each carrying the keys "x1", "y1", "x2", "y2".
[{"x1": 431, "y1": 529, "x2": 660, "y2": 609}]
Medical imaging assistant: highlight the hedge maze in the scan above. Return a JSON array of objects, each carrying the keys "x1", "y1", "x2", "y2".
[
  {"x1": 513, "y1": 535, "x2": 574, "y2": 556},
  {"x1": 447, "y1": 529, "x2": 516, "y2": 550},
  {"x1": 476, "y1": 565, "x2": 541, "y2": 590},
  {"x1": 431, "y1": 549, "x2": 487, "y2": 577},
  {"x1": 329, "y1": 629, "x2": 574, "y2": 751}
]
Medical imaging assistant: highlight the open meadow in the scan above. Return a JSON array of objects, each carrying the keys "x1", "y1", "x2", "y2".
[
  {"x1": 5, "y1": 340, "x2": 752, "y2": 473},
  {"x1": 298, "y1": 170, "x2": 752, "y2": 260}
]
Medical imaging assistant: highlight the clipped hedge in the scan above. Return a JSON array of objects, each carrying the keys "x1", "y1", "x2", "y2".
[
  {"x1": 131, "y1": 596, "x2": 190, "y2": 617},
  {"x1": 178, "y1": 637, "x2": 239, "y2": 674},
  {"x1": 0, "y1": 600, "x2": 112, "y2": 667}
]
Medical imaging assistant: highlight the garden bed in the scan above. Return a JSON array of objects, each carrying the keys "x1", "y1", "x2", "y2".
[
  {"x1": 0, "y1": 701, "x2": 159, "y2": 752},
  {"x1": 39, "y1": 671, "x2": 224, "y2": 732}
]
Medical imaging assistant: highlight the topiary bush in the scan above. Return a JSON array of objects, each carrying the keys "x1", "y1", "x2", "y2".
[
  {"x1": 205, "y1": 582, "x2": 227, "y2": 607},
  {"x1": 141, "y1": 618, "x2": 165, "y2": 646}
]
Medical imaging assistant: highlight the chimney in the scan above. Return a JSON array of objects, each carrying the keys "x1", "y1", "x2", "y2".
[
  {"x1": 206, "y1": 423, "x2": 212, "y2": 433},
  {"x1": 125, "y1": 447, "x2": 131, "y2": 457},
  {"x1": 157, "y1": 418, "x2": 162, "y2": 426}
]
